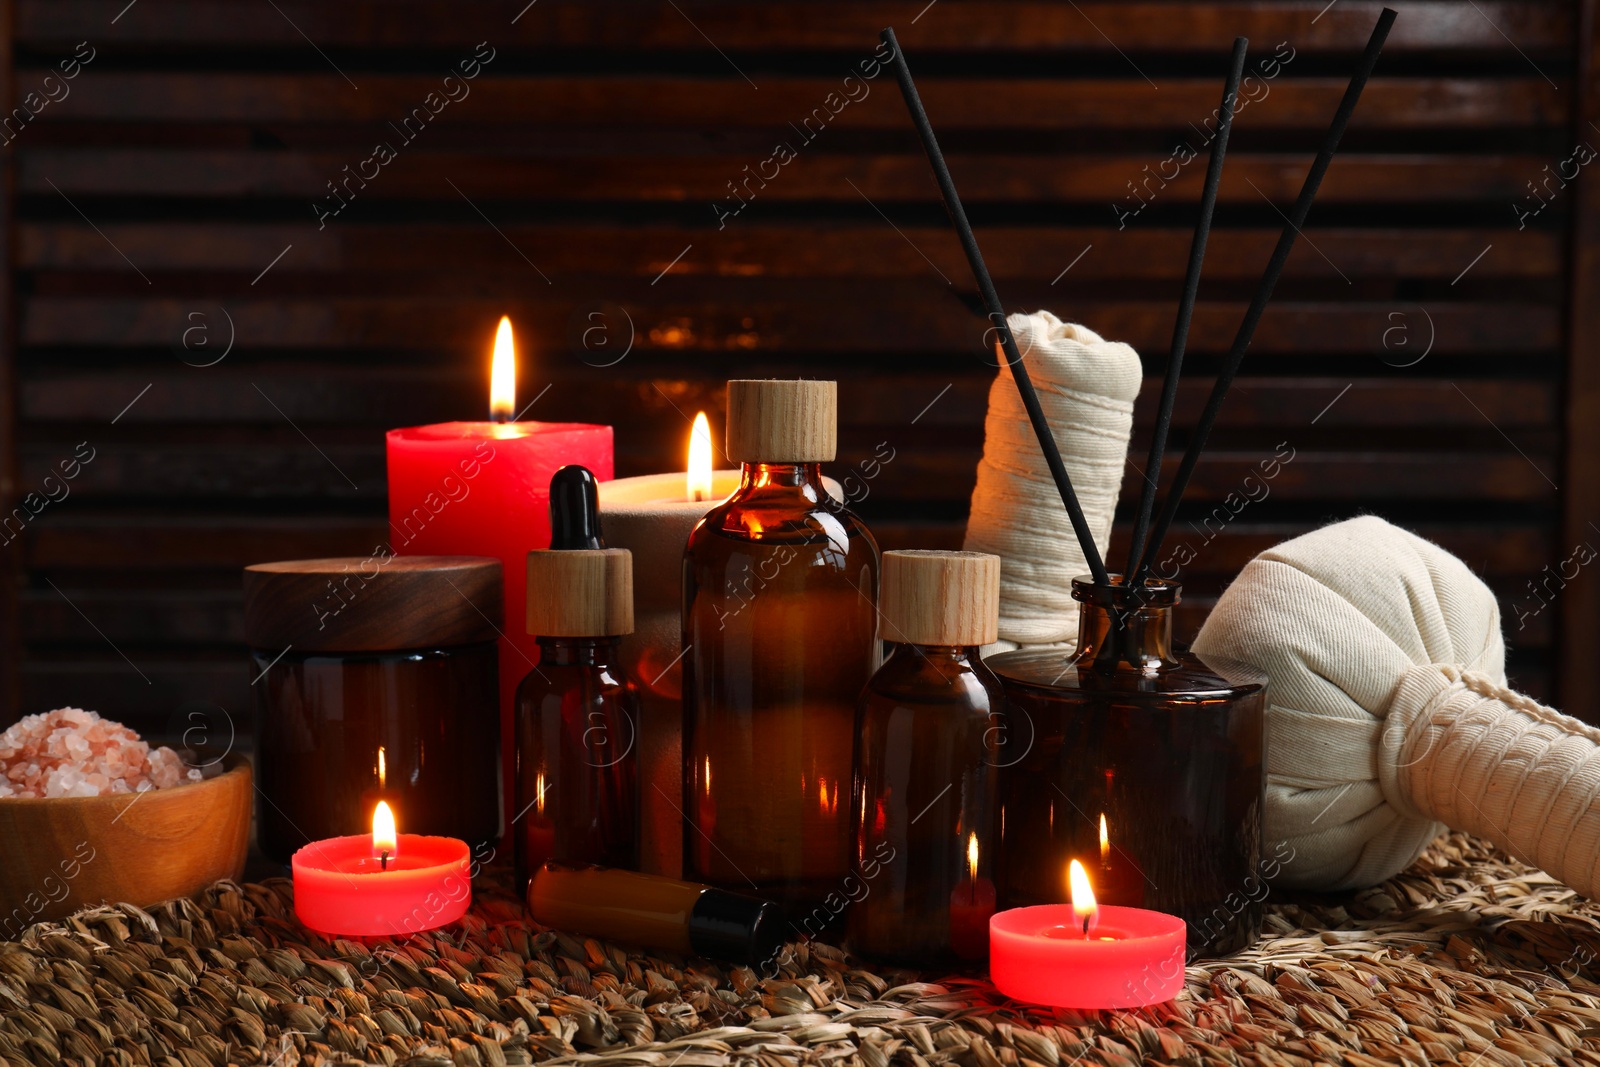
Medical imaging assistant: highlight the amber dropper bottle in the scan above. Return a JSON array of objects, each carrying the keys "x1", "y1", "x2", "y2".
[
  {"x1": 682, "y1": 379, "x2": 880, "y2": 916},
  {"x1": 849, "y1": 550, "x2": 1003, "y2": 965},
  {"x1": 529, "y1": 863, "x2": 786, "y2": 967},
  {"x1": 513, "y1": 466, "x2": 641, "y2": 888}
]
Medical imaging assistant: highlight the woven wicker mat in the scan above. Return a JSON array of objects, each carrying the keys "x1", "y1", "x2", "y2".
[{"x1": 5, "y1": 832, "x2": 1600, "y2": 1067}]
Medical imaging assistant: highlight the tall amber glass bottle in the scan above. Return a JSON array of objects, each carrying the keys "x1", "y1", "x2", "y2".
[
  {"x1": 682, "y1": 379, "x2": 880, "y2": 918},
  {"x1": 513, "y1": 467, "x2": 640, "y2": 888},
  {"x1": 987, "y1": 576, "x2": 1266, "y2": 957},
  {"x1": 850, "y1": 550, "x2": 1002, "y2": 965}
]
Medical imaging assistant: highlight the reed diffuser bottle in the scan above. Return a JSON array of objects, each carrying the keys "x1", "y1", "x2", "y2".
[
  {"x1": 850, "y1": 550, "x2": 1002, "y2": 965},
  {"x1": 988, "y1": 575, "x2": 1266, "y2": 956},
  {"x1": 514, "y1": 466, "x2": 640, "y2": 887},
  {"x1": 682, "y1": 379, "x2": 880, "y2": 915}
]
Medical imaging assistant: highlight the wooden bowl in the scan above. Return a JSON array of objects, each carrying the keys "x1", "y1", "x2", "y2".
[{"x1": 0, "y1": 755, "x2": 251, "y2": 933}]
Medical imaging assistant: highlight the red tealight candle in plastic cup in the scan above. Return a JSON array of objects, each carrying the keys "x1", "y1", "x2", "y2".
[
  {"x1": 292, "y1": 801, "x2": 472, "y2": 937},
  {"x1": 990, "y1": 860, "x2": 1185, "y2": 1009}
]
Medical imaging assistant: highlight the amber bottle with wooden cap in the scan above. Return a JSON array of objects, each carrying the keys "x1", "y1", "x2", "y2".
[
  {"x1": 848, "y1": 550, "x2": 1003, "y2": 964},
  {"x1": 682, "y1": 380, "x2": 880, "y2": 916},
  {"x1": 245, "y1": 555, "x2": 502, "y2": 864},
  {"x1": 514, "y1": 467, "x2": 641, "y2": 888}
]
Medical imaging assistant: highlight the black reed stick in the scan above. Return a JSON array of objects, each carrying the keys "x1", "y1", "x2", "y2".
[
  {"x1": 1134, "y1": 8, "x2": 1396, "y2": 581},
  {"x1": 1124, "y1": 37, "x2": 1249, "y2": 585},
  {"x1": 883, "y1": 25, "x2": 1110, "y2": 587}
]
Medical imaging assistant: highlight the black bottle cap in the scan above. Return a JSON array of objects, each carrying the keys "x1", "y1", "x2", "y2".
[
  {"x1": 687, "y1": 888, "x2": 788, "y2": 968},
  {"x1": 549, "y1": 465, "x2": 604, "y2": 549}
]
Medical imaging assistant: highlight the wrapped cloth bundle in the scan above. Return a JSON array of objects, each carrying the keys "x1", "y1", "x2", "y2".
[
  {"x1": 964, "y1": 311, "x2": 1142, "y2": 649},
  {"x1": 1194, "y1": 515, "x2": 1600, "y2": 896}
]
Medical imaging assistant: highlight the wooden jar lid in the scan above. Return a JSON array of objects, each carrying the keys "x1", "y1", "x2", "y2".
[
  {"x1": 726, "y1": 379, "x2": 836, "y2": 463},
  {"x1": 880, "y1": 550, "x2": 1000, "y2": 647},
  {"x1": 243, "y1": 555, "x2": 501, "y2": 651},
  {"x1": 526, "y1": 548, "x2": 634, "y2": 636}
]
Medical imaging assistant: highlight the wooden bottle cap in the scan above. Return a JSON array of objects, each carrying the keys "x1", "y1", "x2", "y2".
[
  {"x1": 725, "y1": 379, "x2": 837, "y2": 463},
  {"x1": 243, "y1": 555, "x2": 501, "y2": 651},
  {"x1": 526, "y1": 548, "x2": 634, "y2": 636},
  {"x1": 879, "y1": 550, "x2": 1000, "y2": 647}
]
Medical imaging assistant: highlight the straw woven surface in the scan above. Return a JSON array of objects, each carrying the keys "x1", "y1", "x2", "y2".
[{"x1": 5, "y1": 833, "x2": 1600, "y2": 1067}]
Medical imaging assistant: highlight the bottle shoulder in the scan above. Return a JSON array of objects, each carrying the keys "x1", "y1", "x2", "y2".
[
  {"x1": 861, "y1": 651, "x2": 1005, "y2": 716},
  {"x1": 985, "y1": 646, "x2": 1265, "y2": 700},
  {"x1": 688, "y1": 489, "x2": 879, "y2": 551},
  {"x1": 516, "y1": 662, "x2": 639, "y2": 703}
]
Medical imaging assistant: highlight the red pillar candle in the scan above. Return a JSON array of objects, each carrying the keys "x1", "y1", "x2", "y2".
[
  {"x1": 292, "y1": 801, "x2": 472, "y2": 937},
  {"x1": 386, "y1": 318, "x2": 613, "y2": 831},
  {"x1": 990, "y1": 860, "x2": 1185, "y2": 1009}
]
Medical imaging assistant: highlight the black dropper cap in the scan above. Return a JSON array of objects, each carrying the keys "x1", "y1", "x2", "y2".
[
  {"x1": 549, "y1": 465, "x2": 604, "y2": 549},
  {"x1": 687, "y1": 888, "x2": 788, "y2": 968}
]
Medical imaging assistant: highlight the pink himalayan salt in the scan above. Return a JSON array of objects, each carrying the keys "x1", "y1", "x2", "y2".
[{"x1": 0, "y1": 707, "x2": 199, "y2": 799}]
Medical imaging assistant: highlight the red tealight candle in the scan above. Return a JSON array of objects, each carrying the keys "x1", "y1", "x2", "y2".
[
  {"x1": 292, "y1": 801, "x2": 472, "y2": 937},
  {"x1": 990, "y1": 859, "x2": 1185, "y2": 1009},
  {"x1": 386, "y1": 317, "x2": 614, "y2": 831}
]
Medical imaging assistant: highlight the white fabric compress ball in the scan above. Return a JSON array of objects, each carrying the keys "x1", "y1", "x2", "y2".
[{"x1": 1194, "y1": 516, "x2": 1517, "y2": 890}]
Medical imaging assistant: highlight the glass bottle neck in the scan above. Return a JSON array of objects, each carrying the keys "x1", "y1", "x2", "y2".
[
  {"x1": 887, "y1": 642, "x2": 983, "y2": 669},
  {"x1": 1071, "y1": 575, "x2": 1181, "y2": 673},
  {"x1": 535, "y1": 636, "x2": 621, "y2": 667},
  {"x1": 739, "y1": 462, "x2": 825, "y2": 491}
]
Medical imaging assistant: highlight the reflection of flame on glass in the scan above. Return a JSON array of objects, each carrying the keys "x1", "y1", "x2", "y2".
[
  {"x1": 688, "y1": 411, "x2": 714, "y2": 502},
  {"x1": 704, "y1": 756, "x2": 712, "y2": 794},
  {"x1": 966, "y1": 832, "x2": 979, "y2": 904},
  {"x1": 372, "y1": 801, "x2": 398, "y2": 868},
  {"x1": 1100, "y1": 812, "x2": 1109, "y2": 867},
  {"x1": 534, "y1": 771, "x2": 547, "y2": 815},
  {"x1": 377, "y1": 746, "x2": 386, "y2": 789},
  {"x1": 1069, "y1": 859, "x2": 1098, "y2": 935},
  {"x1": 490, "y1": 315, "x2": 516, "y2": 422}
]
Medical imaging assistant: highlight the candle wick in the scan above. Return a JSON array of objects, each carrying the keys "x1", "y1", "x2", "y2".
[
  {"x1": 492, "y1": 411, "x2": 511, "y2": 425},
  {"x1": 692, "y1": 489, "x2": 705, "y2": 502},
  {"x1": 1081, "y1": 916, "x2": 1089, "y2": 937},
  {"x1": 381, "y1": 850, "x2": 391, "y2": 871}
]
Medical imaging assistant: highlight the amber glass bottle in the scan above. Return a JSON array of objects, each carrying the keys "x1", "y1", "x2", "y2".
[
  {"x1": 850, "y1": 551, "x2": 1002, "y2": 965},
  {"x1": 987, "y1": 576, "x2": 1266, "y2": 957},
  {"x1": 513, "y1": 470, "x2": 640, "y2": 888},
  {"x1": 682, "y1": 380, "x2": 880, "y2": 917}
]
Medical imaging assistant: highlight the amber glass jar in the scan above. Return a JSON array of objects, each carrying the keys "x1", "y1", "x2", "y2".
[
  {"x1": 682, "y1": 380, "x2": 880, "y2": 917},
  {"x1": 849, "y1": 551, "x2": 1002, "y2": 965},
  {"x1": 987, "y1": 576, "x2": 1266, "y2": 957},
  {"x1": 514, "y1": 543, "x2": 640, "y2": 886},
  {"x1": 245, "y1": 556, "x2": 503, "y2": 864}
]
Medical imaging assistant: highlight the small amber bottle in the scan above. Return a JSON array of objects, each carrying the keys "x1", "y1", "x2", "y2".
[
  {"x1": 849, "y1": 550, "x2": 1003, "y2": 965},
  {"x1": 514, "y1": 467, "x2": 641, "y2": 888},
  {"x1": 682, "y1": 379, "x2": 880, "y2": 917}
]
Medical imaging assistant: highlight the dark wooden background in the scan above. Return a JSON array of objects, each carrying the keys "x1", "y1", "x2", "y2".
[{"x1": 2, "y1": 0, "x2": 1596, "y2": 736}]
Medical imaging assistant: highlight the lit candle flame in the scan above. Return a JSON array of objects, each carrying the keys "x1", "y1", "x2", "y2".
[
  {"x1": 1100, "y1": 813, "x2": 1109, "y2": 867},
  {"x1": 704, "y1": 755, "x2": 712, "y2": 793},
  {"x1": 1069, "y1": 859, "x2": 1098, "y2": 936},
  {"x1": 688, "y1": 411, "x2": 713, "y2": 502},
  {"x1": 373, "y1": 800, "x2": 398, "y2": 869},
  {"x1": 377, "y1": 746, "x2": 386, "y2": 789},
  {"x1": 967, "y1": 832, "x2": 979, "y2": 883},
  {"x1": 489, "y1": 316, "x2": 516, "y2": 422}
]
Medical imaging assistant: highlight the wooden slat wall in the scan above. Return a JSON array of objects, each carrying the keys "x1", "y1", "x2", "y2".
[{"x1": 3, "y1": 0, "x2": 1582, "y2": 731}]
